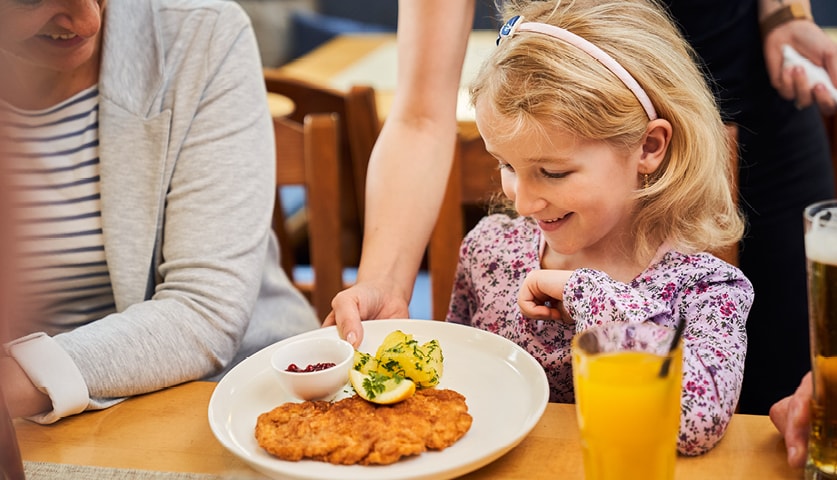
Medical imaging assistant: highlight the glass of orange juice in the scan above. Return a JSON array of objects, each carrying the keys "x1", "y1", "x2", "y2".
[{"x1": 572, "y1": 321, "x2": 683, "y2": 480}]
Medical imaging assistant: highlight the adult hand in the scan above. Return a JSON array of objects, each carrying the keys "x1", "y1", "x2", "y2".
[
  {"x1": 769, "y1": 371, "x2": 813, "y2": 468},
  {"x1": 518, "y1": 270, "x2": 574, "y2": 323},
  {"x1": 763, "y1": 19, "x2": 837, "y2": 114},
  {"x1": 322, "y1": 280, "x2": 411, "y2": 348}
]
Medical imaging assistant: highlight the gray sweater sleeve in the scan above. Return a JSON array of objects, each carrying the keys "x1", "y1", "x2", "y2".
[{"x1": 42, "y1": 1, "x2": 317, "y2": 411}]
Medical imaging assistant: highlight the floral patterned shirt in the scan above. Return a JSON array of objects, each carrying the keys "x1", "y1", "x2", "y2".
[{"x1": 446, "y1": 214, "x2": 753, "y2": 455}]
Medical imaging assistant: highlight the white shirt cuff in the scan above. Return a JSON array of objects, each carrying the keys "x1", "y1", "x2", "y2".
[{"x1": 5, "y1": 332, "x2": 89, "y2": 424}]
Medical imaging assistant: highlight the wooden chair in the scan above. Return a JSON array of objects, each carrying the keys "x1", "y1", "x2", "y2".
[
  {"x1": 428, "y1": 134, "x2": 500, "y2": 321},
  {"x1": 427, "y1": 126, "x2": 741, "y2": 322},
  {"x1": 272, "y1": 112, "x2": 344, "y2": 320},
  {"x1": 714, "y1": 124, "x2": 740, "y2": 267},
  {"x1": 264, "y1": 71, "x2": 380, "y2": 267}
]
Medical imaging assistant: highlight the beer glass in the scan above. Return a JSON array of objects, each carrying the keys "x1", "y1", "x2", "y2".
[
  {"x1": 572, "y1": 321, "x2": 682, "y2": 480},
  {"x1": 806, "y1": 199, "x2": 837, "y2": 479}
]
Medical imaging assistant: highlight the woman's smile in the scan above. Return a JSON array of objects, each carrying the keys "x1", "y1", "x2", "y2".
[{"x1": 35, "y1": 32, "x2": 87, "y2": 48}]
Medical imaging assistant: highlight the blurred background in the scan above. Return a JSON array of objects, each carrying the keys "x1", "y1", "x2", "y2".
[
  {"x1": 235, "y1": 0, "x2": 837, "y2": 69},
  {"x1": 236, "y1": 0, "x2": 837, "y2": 320},
  {"x1": 234, "y1": 0, "x2": 502, "y2": 68},
  {"x1": 814, "y1": 0, "x2": 837, "y2": 28}
]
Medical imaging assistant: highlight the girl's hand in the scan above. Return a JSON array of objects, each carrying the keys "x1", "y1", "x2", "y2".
[{"x1": 518, "y1": 270, "x2": 574, "y2": 323}]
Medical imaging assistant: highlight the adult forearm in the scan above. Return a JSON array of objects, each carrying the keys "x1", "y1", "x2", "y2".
[
  {"x1": 357, "y1": 118, "x2": 458, "y2": 299},
  {"x1": 758, "y1": 0, "x2": 812, "y2": 19},
  {"x1": 355, "y1": 0, "x2": 475, "y2": 299}
]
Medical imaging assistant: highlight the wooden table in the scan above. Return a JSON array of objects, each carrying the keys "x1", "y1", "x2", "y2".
[
  {"x1": 271, "y1": 33, "x2": 400, "y2": 122},
  {"x1": 14, "y1": 381, "x2": 802, "y2": 479}
]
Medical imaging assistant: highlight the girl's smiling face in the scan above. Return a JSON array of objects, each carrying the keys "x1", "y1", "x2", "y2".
[
  {"x1": 0, "y1": 0, "x2": 106, "y2": 77},
  {"x1": 475, "y1": 97, "x2": 644, "y2": 267}
]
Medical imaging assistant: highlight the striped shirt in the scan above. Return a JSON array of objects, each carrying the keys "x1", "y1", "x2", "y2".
[{"x1": 4, "y1": 86, "x2": 116, "y2": 331}]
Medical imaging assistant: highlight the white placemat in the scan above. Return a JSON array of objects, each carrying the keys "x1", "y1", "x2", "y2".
[{"x1": 23, "y1": 461, "x2": 267, "y2": 480}]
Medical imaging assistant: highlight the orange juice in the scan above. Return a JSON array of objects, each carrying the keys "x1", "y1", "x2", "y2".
[{"x1": 573, "y1": 347, "x2": 682, "y2": 480}]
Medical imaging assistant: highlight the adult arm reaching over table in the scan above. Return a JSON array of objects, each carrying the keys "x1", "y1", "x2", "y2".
[{"x1": 324, "y1": 0, "x2": 475, "y2": 346}]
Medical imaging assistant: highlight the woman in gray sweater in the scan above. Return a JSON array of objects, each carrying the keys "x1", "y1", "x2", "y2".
[{"x1": 0, "y1": 0, "x2": 318, "y2": 423}]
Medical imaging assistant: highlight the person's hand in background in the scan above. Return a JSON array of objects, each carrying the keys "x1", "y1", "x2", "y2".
[
  {"x1": 761, "y1": 2, "x2": 837, "y2": 114},
  {"x1": 769, "y1": 371, "x2": 813, "y2": 468}
]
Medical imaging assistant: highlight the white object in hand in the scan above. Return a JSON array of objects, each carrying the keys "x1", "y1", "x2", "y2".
[{"x1": 782, "y1": 44, "x2": 837, "y2": 102}]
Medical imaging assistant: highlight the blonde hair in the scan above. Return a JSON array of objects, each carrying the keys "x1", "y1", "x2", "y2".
[{"x1": 472, "y1": 0, "x2": 744, "y2": 261}]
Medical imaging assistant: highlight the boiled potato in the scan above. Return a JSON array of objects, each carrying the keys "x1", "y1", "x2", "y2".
[
  {"x1": 376, "y1": 331, "x2": 443, "y2": 388},
  {"x1": 352, "y1": 330, "x2": 444, "y2": 389},
  {"x1": 374, "y1": 330, "x2": 411, "y2": 359}
]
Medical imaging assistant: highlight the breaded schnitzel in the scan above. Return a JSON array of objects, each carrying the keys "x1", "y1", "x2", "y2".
[{"x1": 255, "y1": 389, "x2": 472, "y2": 465}]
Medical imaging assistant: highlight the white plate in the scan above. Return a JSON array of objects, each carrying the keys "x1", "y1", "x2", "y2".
[{"x1": 208, "y1": 319, "x2": 550, "y2": 480}]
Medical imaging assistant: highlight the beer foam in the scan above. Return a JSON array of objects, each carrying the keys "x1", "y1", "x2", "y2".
[{"x1": 805, "y1": 228, "x2": 837, "y2": 265}]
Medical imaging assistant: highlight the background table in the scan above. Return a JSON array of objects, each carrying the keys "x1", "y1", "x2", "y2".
[{"x1": 271, "y1": 31, "x2": 496, "y2": 139}]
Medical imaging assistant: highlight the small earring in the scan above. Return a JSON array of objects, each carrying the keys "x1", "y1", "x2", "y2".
[{"x1": 643, "y1": 174, "x2": 650, "y2": 189}]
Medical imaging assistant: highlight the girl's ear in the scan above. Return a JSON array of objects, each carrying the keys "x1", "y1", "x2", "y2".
[{"x1": 638, "y1": 119, "x2": 672, "y2": 174}]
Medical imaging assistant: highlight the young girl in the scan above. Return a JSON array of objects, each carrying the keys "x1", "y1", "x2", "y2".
[{"x1": 447, "y1": 0, "x2": 754, "y2": 456}]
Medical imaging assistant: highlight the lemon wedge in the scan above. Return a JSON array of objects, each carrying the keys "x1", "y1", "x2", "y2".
[{"x1": 348, "y1": 368, "x2": 416, "y2": 404}]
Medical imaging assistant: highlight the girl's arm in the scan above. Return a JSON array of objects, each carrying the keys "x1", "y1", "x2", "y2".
[{"x1": 564, "y1": 256, "x2": 753, "y2": 455}]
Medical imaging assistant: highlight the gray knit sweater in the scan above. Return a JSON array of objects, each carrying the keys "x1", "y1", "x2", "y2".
[{"x1": 10, "y1": 0, "x2": 319, "y2": 423}]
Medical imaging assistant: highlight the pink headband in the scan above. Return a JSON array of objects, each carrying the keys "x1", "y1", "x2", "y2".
[{"x1": 497, "y1": 15, "x2": 658, "y2": 121}]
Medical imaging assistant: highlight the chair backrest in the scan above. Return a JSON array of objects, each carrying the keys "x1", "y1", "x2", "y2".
[
  {"x1": 264, "y1": 71, "x2": 380, "y2": 266},
  {"x1": 427, "y1": 125, "x2": 741, "y2": 322},
  {"x1": 713, "y1": 124, "x2": 740, "y2": 267},
  {"x1": 272, "y1": 112, "x2": 344, "y2": 320},
  {"x1": 428, "y1": 134, "x2": 500, "y2": 321}
]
